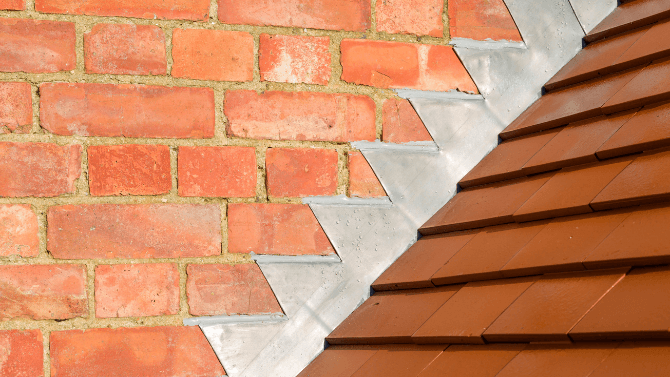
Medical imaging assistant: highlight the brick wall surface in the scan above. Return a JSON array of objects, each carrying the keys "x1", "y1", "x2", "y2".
[{"x1": 0, "y1": 0, "x2": 519, "y2": 375}]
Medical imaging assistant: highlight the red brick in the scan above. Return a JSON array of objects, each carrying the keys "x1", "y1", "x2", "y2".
[
  {"x1": 348, "y1": 151, "x2": 386, "y2": 198},
  {"x1": 172, "y1": 29, "x2": 254, "y2": 82},
  {"x1": 225, "y1": 90, "x2": 376, "y2": 142},
  {"x1": 0, "y1": 330, "x2": 43, "y2": 377},
  {"x1": 0, "y1": 142, "x2": 81, "y2": 198},
  {"x1": 0, "y1": 264, "x2": 87, "y2": 320},
  {"x1": 266, "y1": 148, "x2": 338, "y2": 198},
  {"x1": 88, "y1": 144, "x2": 171, "y2": 196},
  {"x1": 448, "y1": 0, "x2": 523, "y2": 42},
  {"x1": 0, "y1": 204, "x2": 38, "y2": 258},
  {"x1": 228, "y1": 203, "x2": 335, "y2": 255},
  {"x1": 340, "y1": 40, "x2": 477, "y2": 92},
  {"x1": 376, "y1": 0, "x2": 444, "y2": 37},
  {"x1": 50, "y1": 326, "x2": 224, "y2": 377},
  {"x1": 0, "y1": 82, "x2": 31, "y2": 134},
  {"x1": 0, "y1": 19, "x2": 75, "y2": 73},
  {"x1": 178, "y1": 146, "x2": 256, "y2": 198},
  {"x1": 0, "y1": 0, "x2": 24, "y2": 10},
  {"x1": 36, "y1": 0, "x2": 210, "y2": 21},
  {"x1": 95, "y1": 264, "x2": 179, "y2": 318},
  {"x1": 218, "y1": 0, "x2": 370, "y2": 31},
  {"x1": 259, "y1": 34, "x2": 331, "y2": 85},
  {"x1": 187, "y1": 264, "x2": 282, "y2": 316},
  {"x1": 84, "y1": 24, "x2": 167, "y2": 75},
  {"x1": 47, "y1": 204, "x2": 221, "y2": 259},
  {"x1": 40, "y1": 83, "x2": 215, "y2": 138},
  {"x1": 382, "y1": 98, "x2": 433, "y2": 143}
]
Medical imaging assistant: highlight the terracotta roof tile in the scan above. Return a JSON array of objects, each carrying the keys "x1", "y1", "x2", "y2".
[
  {"x1": 614, "y1": 19, "x2": 670, "y2": 66},
  {"x1": 602, "y1": 58, "x2": 670, "y2": 114},
  {"x1": 350, "y1": 345, "x2": 446, "y2": 377},
  {"x1": 586, "y1": 0, "x2": 670, "y2": 43},
  {"x1": 587, "y1": 341, "x2": 670, "y2": 377},
  {"x1": 296, "y1": 346, "x2": 378, "y2": 377},
  {"x1": 416, "y1": 344, "x2": 525, "y2": 377}
]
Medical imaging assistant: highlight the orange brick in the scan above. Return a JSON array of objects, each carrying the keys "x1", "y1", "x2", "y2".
[
  {"x1": 95, "y1": 264, "x2": 180, "y2": 318},
  {"x1": 0, "y1": 204, "x2": 38, "y2": 257},
  {"x1": 88, "y1": 144, "x2": 171, "y2": 196},
  {"x1": 260, "y1": 34, "x2": 331, "y2": 85},
  {"x1": 0, "y1": 0, "x2": 24, "y2": 10},
  {"x1": 36, "y1": 0, "x2": 210, "y2": 21},
  {"x1": 382, "y1": 98, "x2": 433, "y2": 143},
  {"x1": 178, "y1": 146, "x2": 256, "y2": 198},
  {"x1": 0, "y1": 82, "x2": 32, "y2": 134},
  {"x1": 0, "y1": 142, "x2": 81, "y2": 198},
  {"x1": 0, "y1": 18, "x2": 75, "y2": 73},
  {"x1": 348, "y1": 151, "x2": 386, "y2": 198},
  {"x1": 0, "y1": 330, "x2": 43, "y2": 377},
  {"x1": 218, "y1": 0, "x2": 370, "y2": 31},
  {"x1": 225, "y1": 90, "x2": 376, "y2": 142},
  {"x1": 228, "y1": 203, "x2": 335, "y2": 255},
  {"x1": 0, "y1": 265, "x2": 87, "y2": 320},
  {"x1": 50, "y1": 326, "x2": 225, "y2": 377},
  {"x1": 84, "y1": 23, "x2": 167, "y2": 75},
  {"x1": 47, "y1": 204, "x2": 221, "y2": 259},
  {"x1": 340, "y1": 40, "x2": 478, "y2": 92},
  {"x1": 376, "y1": 0, "x2": 443, "y2": 37},
  {"x1": 172, "y1": 29, "x2": 254, "y2": 82},
  {"x1": 187, "y1": 264, "x2": 283, "y2": 316},
  {"x1": 266, "y1": 148, "x2": 338, "y2": 198},
  {"x1": 40, "y1": 83, "x2": 215, "y2": 138},
  {"x1": 449, "y1": 0, "x2": 522, "y2": 42}
]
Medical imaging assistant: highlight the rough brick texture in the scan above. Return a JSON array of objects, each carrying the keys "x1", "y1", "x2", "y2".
[
  {"x1": 40, "y1": 83, "x2": 215, "y2": 138},
  {"x1": 382, "y1": 98, "x2": 433, "y2": 143},
  {"x1": 376, "y1": 0, "x2": 444, "y2": 37},
  {"x1": 95, "y1": 263, "x2": 180, "y2": 318},
  {"x1": 0, "y1": 18, "x2": 75, "y2": 73},
  {"x1": 47, "y1": 204, "x2": 222, "y2": 259},
  {"x1": 348, "y1": 151, "x2": 386, "y2": 198},
  {"x1": 88, "y1": 144, "x2": 171, "y2": 196},
  {"x1": 84, "y1": 24, "x2": 167, "y2": 75},
  {"x1": 266, "y1": 148, "x2": 338, "y2": 198},
  {"x1": 228, "y1": 203, "x2": 335, "y2": 255},
  {"x1": 449, "y1": 0, "x2": 523, "y2": 42},
  {"x1": 172, "y1": 29, "x2": 254, "y2": 82},
  {"x1": 0, "y1": 265, "x2": 87, "y2": 320},
  {"x1": 0, "y1": 330, "x2": 43, "y2": 377},
  {"x1": 225, "y1": 90, "x2": 376, "y2": 142},
  {"x1": 187, "y1": 264, "x2": 283, "y2": 316},
  {"x1": 0, "y1": 204, "x2": 39, "y2": 257},
  {"x1": 0, "y1": 82, "x2": 32, "y2": 134},
  {"x1": 35, "y1": 0, "x2": 210, "y2": 21},
  {"x1": 341, "y1": 40, "x2": 478, "y2": 92},
  {"x1": 218, "y1": 0, "x2": 371, "y2": 31},
  {"x1": 50, "y1": 326, "x2": 225, "y2": 377},
  {"x1": 259, "y1": 34, "x2": 331, "y2": 85},
  {"x1": 0, "y1": 0, "x2": 24, "y2": 10},
  {"x1": 0, "y1": 142, "x2": 82, "y2": 198},
  {"x1": 178, "y1": 146, "x2": 256, "y2": 198}
]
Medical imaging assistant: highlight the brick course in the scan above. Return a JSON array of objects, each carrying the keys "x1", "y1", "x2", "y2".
[
  {"x1": 0, "y1": 82, "x2": 32, "y2": 134},
  {"x1": 348, "y1": 151, "x2": 386, "y2": 198},
  {"x1": 36, "y1": 0, "x2": 211, "y2": 21},
  {"x1": 0, "y1": 204, "x2": 39, "y2": 257},
  {"x1": 376, "y1": 0, "x2": 444, "y2": 37},
  {"x1": 178, "y1": 146, "x2": 257, "y2": 198},
  {"x1": 0, "y1": 330, "x2": 43, "y2": 377},
  {"x1": 0, "y1": 0, "x2": 24, "y2": 10},
  {"x1": 260, "y1": 34, "x2": 332, "y2": 85},
  {"x1": 382, "y1": 98, "x2": 433, "y2": 143},
  {"x1": 266, "y1": 147, "x2": 339, "y2": 198},
  {"x1": 0, "y1": 18, "x2": 75, "y2": 73}
]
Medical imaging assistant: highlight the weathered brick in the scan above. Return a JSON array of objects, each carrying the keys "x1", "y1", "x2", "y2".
[
  {"x1": 218, "y1": 0, "x2": 370, "y2": 31},
  {"x1": 0, "y1": 330, "x2": 43, "y2": 377},
  {"x1": 40, "y1": 83, "x2": 215, "y2": 138},
  {"x1": 0, "y1": 0, "x2": 24, "y2": 10},
  {"x1": 50, "y1": 326, "x2": 225, "y2": 377},
  {"x1": 0, "y1": 265, "x2": 87, "y2": 320},
  {"x1": 259, "y1": 34, "x2": 331, "y2": 85},
  {"x1": 376, "y1": 0, "x2": 443, "y2": 37},
  {"x1": 225, "y1": 90, "x2": 376, "y2": 142},
  {"x1": 266, "y1": 148, "x2": 338, "y2": 198},
  {"x1": 0, "y1": 204, "x2": 39, "y2": 257},
  {"x1": 228, "y1": 203, "x2": 335, "y2": 255},
  {"x1": 348, "y1": 151, "x2": 386, "y2": 198},
  {"x1": 47, "y1": 204, "x2": 221, "y2": 259},
  {"x1": 0, "y1": 82, "x2": 31, "y2": 134},
  {"x1": 172, "y1": 29, "x2": 254, "y2": 82},
  {"x1": 0, "y1": 19, "x2": 75, "y2": 73},
  {"x1": 36, "y1": 0, "x2": 210, "y2": 21},
  {"x1": 95, "y1": 263, "x2": 179, "y2": 318},
  {"x1": 187, "y1": 264, "x2": 282, "y2": 316},
  {"x1": 0, "y1": 142, "x2": 81, "y2": 198},
  {"x1": 88, "y1": 144, "x2": 171, "y2": 196},
  {"x1": 178, "y1": 146, "x2": 256, "y2": 198},
  {"x1": 85, "y1": 24, "x2": 167, "y2": 75},
  {"x1": 382, "y1": 98, "x2": 433, "y2": 143},
  {"x1": 340, "y1": 40, "x2": 478, "y2": 92},
  {"x1": 449, "y1": 0, "x2": 523, "y2": 42}
]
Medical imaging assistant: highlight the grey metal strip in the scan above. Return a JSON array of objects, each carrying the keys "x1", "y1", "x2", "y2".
[
  {"x1": 449, "y1": 37, "x2": 527, "y2": 50},
  {"x1": 184, "y1": 314, "x2": 287, "y2": 327},
  {"x1": 351, "y1": 140, "x2": 439, "y2": 153},
  {"x1": 395, "y1": 88, "x2": 485, "y2": 100},
  {"x1": 302, "y1": 195, "x2": 393, "y2": 207}
]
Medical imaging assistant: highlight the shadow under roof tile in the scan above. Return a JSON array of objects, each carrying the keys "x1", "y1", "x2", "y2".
[
  {"x1": 416, "y1": 344, "x2": 525, "y2": 377},
  {"x1": 602, "y1": 58, "x2": 670, "y2": 114},
  {"x1": 586, "y1": 0, "x2": 670, "y2": 43},
  {"x1": 351, "y1": 345, "x2": 446, "y2": 377},
  {"x1": 587, "y1": 341, "x2": 670, "y2": 377},
  {"x1": 613, "y1": 19, "x2": 670, "y2": 68},
  {"x1": 296, "y1": 346, "x2": 379, "y2": 377}
]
